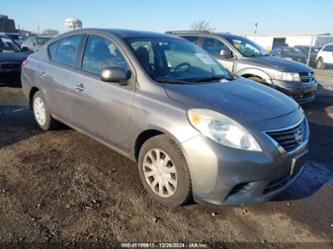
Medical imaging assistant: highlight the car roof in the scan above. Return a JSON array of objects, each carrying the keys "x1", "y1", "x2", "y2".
[
  {"x1": 215, "y1": 33, "x2": 244, "y2": 40},
  {"x1": 166, "y1": 31, "x2": 259, "y2": 47},
  {"x1": 0, "y1": 35, "x2": 13, "y2": 40},
  {"x1": 166, "y1": 30, "x2": 242, "y2": 40},
  {"x1": 62, "y1": 28, "x2": 179, "y2": 39},
  {"x1": 33, "y1": 35, "x2": 54, "y2": 38}
]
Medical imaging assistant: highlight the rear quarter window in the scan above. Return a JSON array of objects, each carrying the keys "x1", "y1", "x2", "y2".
[{"x1": 48, "y1": 35, "x2": 82, "y2": 67}]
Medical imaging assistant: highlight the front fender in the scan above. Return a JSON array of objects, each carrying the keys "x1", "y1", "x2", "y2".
[{"x1": 237, "y1": 68, "x2": 273, "y2": 85}]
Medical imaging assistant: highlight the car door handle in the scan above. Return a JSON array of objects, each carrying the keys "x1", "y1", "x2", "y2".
[{"x1": 74, "y1": 83, "x2": 86, "y2": 92}]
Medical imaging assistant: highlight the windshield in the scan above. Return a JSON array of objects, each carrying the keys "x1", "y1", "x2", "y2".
[
  {"x1": 36, "y1": 37, "x2": 51, "y2": 46},
  {"x1": 0, "y1": 37, "x2": 22, "y2": 52},
  {"x1": 126, "y1": 37, "x2": 232, "y2": 83},
  {"x1": 224, "y1": 35, "x2": 267, "y2": 57}
]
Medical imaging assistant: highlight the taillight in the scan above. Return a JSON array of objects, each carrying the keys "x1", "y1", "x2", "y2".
[{"x1": 22, "y1": 59, "x2": 29, "y2": 67}]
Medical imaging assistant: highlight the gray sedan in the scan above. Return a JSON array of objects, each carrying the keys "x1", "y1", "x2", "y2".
[{"x1": 21, "y1": 29, "x2": 309, "y2": 207}]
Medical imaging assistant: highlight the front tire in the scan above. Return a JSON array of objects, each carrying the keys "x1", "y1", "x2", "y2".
[
  {"x1": 138, "y1": 135, "x2": 192, "y2": 207},
  {"x1": 32, "y1": 91, "x2": 58, "y2": 131}
]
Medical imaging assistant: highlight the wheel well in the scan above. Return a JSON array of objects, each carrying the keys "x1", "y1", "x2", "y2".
[
  {"x1": 242, "y1": 74, "x2": 262, "y2": 79},
  {"x1": 29, "y1": 87, "x2": 39, "y2": 108},
  {"x1": 242, "y1": 74, "x2": 266, "y2": 83},
  {"x1": 134, "y1": 129, "x2": 163, "y2": 161}
]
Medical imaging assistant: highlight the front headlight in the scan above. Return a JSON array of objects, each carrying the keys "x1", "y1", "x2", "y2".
[
  {"x1": 188, "y1": 109, "x2": 262, "y2": 151},
  {"x1": 276, "y1": 72, "x2": 300, "y2": 82}
]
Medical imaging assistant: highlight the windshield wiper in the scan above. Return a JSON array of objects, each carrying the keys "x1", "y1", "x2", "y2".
[
  {"x1": 191, "y1": 75, "x2": 230, "y2": 83},
  {"x1": 157, "y1": 79, "x2": 191, "y2": 84}
]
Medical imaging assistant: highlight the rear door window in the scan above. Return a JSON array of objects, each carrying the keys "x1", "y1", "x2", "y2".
[{"x1": 48, "y1": 35, "x2": 82, "y2": 67}]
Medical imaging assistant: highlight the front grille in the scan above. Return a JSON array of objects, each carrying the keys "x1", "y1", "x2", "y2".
[
  {"x1": 266, "y1": 119, "x2": 307, "y2": 153},
  {"x1": 1, "y1": 63, "x2": 20, "y2": 70},
  {"x1": 299, "y1": 72, "x2": 315, "y2": 83}
]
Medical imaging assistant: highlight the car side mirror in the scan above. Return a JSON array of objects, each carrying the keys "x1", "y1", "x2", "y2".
[
  {"x1": 101, "y1": 67, "x2": 129, "y2": 83},
  {"x1": 219, "y1": 48, "x2": 233, "y2": 59}
]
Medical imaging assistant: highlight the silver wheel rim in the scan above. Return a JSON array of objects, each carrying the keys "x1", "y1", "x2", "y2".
[
  {"x1": 143, "y1": 149, "x2": 177, "y2": 198},
  {"x1": 33, "y1": 96, "x2": 46, "y2": 126}
]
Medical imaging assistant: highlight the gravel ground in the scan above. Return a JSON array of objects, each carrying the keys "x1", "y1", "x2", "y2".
[
  {"x1": 0, "y1": 81, "x2": 332, "y2": 249},
  {"x1": 315, "y1": 69, "x2": 333, "y2": 94}
]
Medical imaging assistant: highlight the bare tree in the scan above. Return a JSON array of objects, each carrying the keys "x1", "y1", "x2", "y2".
[
  {"x1": 41, "y1": 29, "x2": 59, "y2": 35},
  {"x1": 191, "y1": 21, "x2": 215, "y2": 31}
]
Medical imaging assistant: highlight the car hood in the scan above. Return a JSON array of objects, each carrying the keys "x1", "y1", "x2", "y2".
[
  {"x1": 240, "y1": 55, "x2": 312, "y2": 72},
  {"x1": 164, "y1": 77, "x2": 299, "y2": 123},
  {"x1": 0, "y1": 52, "x2": 29, "y2": 63}
]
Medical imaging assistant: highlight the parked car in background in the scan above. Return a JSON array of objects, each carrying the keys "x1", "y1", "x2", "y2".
[
  {"x1": 294, "y1": 45, "x2": 321, "y2": 66},
  {"x1": 21, "y1": 35, "x2": 53, "y2": 52},
  {"x1": 0, "y1": 35, "x2": 29, "y2": 84},
  {"x1": 168, "y1": 31, "x2": 317, "y2": 103},
  {"x1": 22, "y1": 29, "x2": 309, "y2": 207},
  {"x1": 4, "y1": 33, "x2": 23, "y2": 46},
  {"x1": 270, "y1": 46, "x2": 307, "y2": 64},
  {"x1": 316, "y1": 43, "x2": 333, "y2": 69}
]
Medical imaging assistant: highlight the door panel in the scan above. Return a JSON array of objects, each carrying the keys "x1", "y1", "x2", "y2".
[
  {"x1": 39, "y1": 63, "x2": 74, "y2": 121},
  {"x1": 216, "y1": 58, "x2": 234, "y2": 72},
  {"x1": 201, "y1": 37, "x2": 235, "y2": 72},
  {"x1": 69, "y1": 35, "x2": 134, "y2": 152},
  {"x1": 70, "y1": 73, "x2": 134, "y2": 152},
  {"x1": 41, "y1": 35, "x2": 83, "y2": 121}
]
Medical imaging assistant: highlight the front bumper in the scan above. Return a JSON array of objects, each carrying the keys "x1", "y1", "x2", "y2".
[
  {"x1": 180, "y1": 116, "x2": 308, "y2": 207},
  {"x1": 272, "y1": 80, "x2": 317, "y2": 104}
]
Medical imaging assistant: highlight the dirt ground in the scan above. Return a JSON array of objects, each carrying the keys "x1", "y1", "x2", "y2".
[{"x1": 0, "y1": 78, "x2": 332, "y2": 249}]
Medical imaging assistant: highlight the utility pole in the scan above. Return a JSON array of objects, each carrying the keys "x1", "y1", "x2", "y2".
[{"x1": 254, "y1": 22, "x2": 258, "y2": 41}]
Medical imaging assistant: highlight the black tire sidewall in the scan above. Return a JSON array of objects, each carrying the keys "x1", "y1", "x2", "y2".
[{"x1": 138, "y1": 135, "x2": 192, "y2": 207}]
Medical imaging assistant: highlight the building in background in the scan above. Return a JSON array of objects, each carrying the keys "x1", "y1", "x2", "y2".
[
  {"x1": 246, "y1": 33, "x2": 333, "y2": 51},
  {"x1": 64, "y1": 18, "x2": 82, "y2": 32},
  {"x1": 0, "y1": 14, "x2": 16, "y2": 33},
  {"x1": 0, "y1": 14, "x2": 23, "y2": 44}
]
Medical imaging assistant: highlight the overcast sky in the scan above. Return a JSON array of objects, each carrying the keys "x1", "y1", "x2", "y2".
[{"x1": 2, "y1": 0, "x2": 332, "y2": 35}]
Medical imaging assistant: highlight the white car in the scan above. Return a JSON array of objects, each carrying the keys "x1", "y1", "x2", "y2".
[{"x1": 316, "y1": 43, "x2": 333, "y2": 69}]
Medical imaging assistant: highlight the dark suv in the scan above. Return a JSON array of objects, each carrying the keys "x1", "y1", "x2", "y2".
[{"x1": 168, "y1": 31, "x2": 317, "y2": 103}]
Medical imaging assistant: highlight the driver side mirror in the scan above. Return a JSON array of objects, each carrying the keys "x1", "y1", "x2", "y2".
[
  {"x1": 101, "y1": 67, "x2": 130, "y2": 83},
  {"x1": 219, "y1": 48, "x2": 233, "y2": 59}
]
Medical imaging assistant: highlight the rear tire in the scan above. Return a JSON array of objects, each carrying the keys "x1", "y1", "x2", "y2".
[
  {"x1": 316, "y1": 57, "x2": 325, "y2": 69},
  {"x1": 32, "y1": 91, "x2": 59, "y2": 131},
  {"x1": 138, "y1": 135, "x2": 192, "y2": 207}
]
